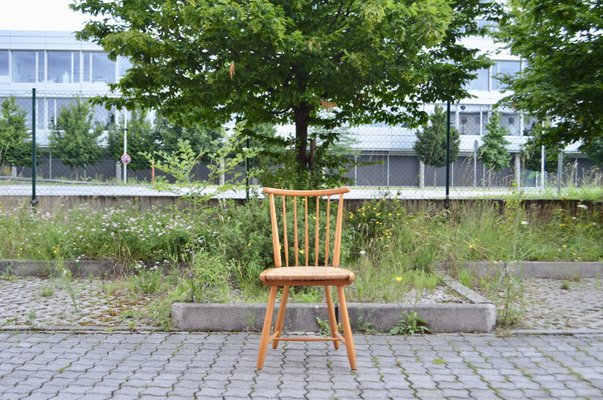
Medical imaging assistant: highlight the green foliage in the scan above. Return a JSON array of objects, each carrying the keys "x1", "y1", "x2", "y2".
[
  {"x1": 153, "y1": 114, "x2": 222, "y2": 162},
  {"x1": 522, "y1": 129, "x2": 561, "y2": 173},
  {"x1": 389, "y1": 311, "x2": 431, "y2": 335},
  {"x1": 497, "y1": 0, "x2": 602, "y2": 149},
  {"x1": 414, "y1": 105, "x2": 460, "y2": 168},
  {"x1": 0, "y1": 97, "x2": 33, "y2": 168},
  {"x1": 176, "y1": 251, "x2": 234, "y2": 303},
  {"x1": 129, "y1": 266, "x2": 162, "y2": 294},
  {"x1": 50, "y1": 98, "x2": 103, "y2": 175},
  {"x1": 107, "y1": 110, "x2": 156, "y2": 171},
  {"x1": 479, "y1": 112, "x2": 511, "y2": 172},
  {"x1": 247, "y1": 123, "x2": 356, "y2": 189},
  {"x1": 74, "y1": 0, "x2": 499, "y2": 174},
  {"x1": 584, "y1": 138, "x2": 603, "y2": 167}
]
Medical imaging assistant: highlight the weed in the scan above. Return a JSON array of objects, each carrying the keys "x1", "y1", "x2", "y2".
[
  {"x1": 389, "y1": 311, "x2": 431, "y2": 335},
  {"x1": 560, "y1": 281, "x2": 571, "y2": 290},
  {"x1": 432, "y1": 358, "x2": 446, "y2": 365},
  {"x1": 40, "y1": 286, "x2": 54, "y2": 298},
  {"x1": 26, "y1": 309, "x2": 36, "y2": 328},
  {"x1": 54, "y1": 260, "x2": 79, "y2": 313},
  {"x1": 129, "y1": 266, "x2": 162, "y2": 295}
]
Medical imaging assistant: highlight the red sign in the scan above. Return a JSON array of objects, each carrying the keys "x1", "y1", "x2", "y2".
[{"x1": 121, "y1": 153, "x2": 131, "y2": 165}]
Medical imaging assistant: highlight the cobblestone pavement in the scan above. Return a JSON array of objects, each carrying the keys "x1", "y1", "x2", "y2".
[
  {"x1": 522, "y1": 278, "x2": 603, "y2": 330},
  {"x1": 0, "y1": 278, "x2": 153, "y2": 329},
  {"x1": 0, "y1": 332, "x2": 602, "y2": 400}
]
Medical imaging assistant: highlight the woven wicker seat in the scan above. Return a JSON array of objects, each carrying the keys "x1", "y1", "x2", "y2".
[
  {"x1": 260, "y1": 266, "x2": 355, "y2": 285},
  {"x1": 257, "y1": 187, "x2": 357, "y2": 371}
]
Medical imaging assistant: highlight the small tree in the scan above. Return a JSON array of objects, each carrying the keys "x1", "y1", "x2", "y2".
[
  {"x1": 414, "y1": 105, "x2": 460, "y2": 185},
  {"x1": 522, "y1": 126, "x2": 561, "y2": 173},
  {"x1": 0, "y1": 97, "x2": 32, "y2": 171},
  {"x1": 107, "y1": 110, "x2": 157, "y2": 171},
  {"x1": 153, "y1": 114, "x2": 222, "y2": 162},
  {"x1": 50, "y1": 98, "x2": 103, "y2": 179},
  {"x1": 479, "y1": 112, "x2": 511, "y2": 184}
]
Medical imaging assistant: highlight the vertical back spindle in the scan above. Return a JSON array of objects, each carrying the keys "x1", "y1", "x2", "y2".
[
  {"x1": 325, "y1": 196, "x2": 331, "y2": 266},
  {"x1": 281, "y1": 195, "x2": 289, "y2": 267},
  {"x1": 304, "y1": 196, "x2": 309, "y2": 266},
  {"x1": 315, "y1": 197, "x2": 320, "y2": 266},
  {"x1": 293, "y1": 196, "x2": 299, "y2": 266}
]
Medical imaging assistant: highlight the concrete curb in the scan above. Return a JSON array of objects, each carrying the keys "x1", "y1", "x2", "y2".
[
  {"x1": 0, "y1": 260, "x2": 116, "y2": 277},
  {"x1": 459, "y1": 261, "x2": 603, "y2": 279},
  {"x1": 171, "y1": 302, "x2": 497, "y2": 333}
]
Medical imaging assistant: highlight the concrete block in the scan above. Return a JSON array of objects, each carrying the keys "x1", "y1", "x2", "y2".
[{"x1": 171, "y1": 302, "x2": 496, "y2": 333}]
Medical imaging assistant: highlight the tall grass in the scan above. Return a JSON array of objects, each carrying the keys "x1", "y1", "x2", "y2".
[{"x1": 0, "y1": 198, "x2": 601, "y2": 303}]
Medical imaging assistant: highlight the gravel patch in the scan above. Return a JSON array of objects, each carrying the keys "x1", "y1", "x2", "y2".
[
  {"x1": 0, "y1": 277, "x2": 154, "y2": 329},
  {"x1": 522, "y1": 277, "x2": 603, "y2": 330}
]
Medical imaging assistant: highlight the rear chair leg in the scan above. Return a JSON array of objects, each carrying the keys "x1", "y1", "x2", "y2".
[
  {"x1": 272, "y1": 285, "x2": 290, "y2": 349},
  {"x1": 325, "y1": 285, "x2": 340, "y2": 350}
]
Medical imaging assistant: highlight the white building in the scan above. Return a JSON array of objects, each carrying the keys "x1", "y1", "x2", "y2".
[{"x1": 0, "y1": 29, "x2": 594, "y2": 187}]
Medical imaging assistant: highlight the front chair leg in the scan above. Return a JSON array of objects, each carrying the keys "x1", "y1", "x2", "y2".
[
  {"x1": 337, "y1": 286, "x2": 357, "y2": 370},
  {"x1": 257, "y1": 286, "x2": 278, "y2": 370}
]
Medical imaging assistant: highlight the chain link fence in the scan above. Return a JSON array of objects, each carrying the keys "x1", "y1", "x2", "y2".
[{"x1": 1, "y1": 92, "x2": 601, "y2": 203}]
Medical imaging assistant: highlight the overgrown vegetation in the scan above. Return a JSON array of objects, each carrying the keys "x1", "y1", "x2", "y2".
[{"x1": 0, "y1": 199, "x2": 601, "y2": 316}]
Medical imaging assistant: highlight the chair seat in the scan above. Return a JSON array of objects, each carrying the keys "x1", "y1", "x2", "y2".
[{"x1": 260, "y1": 266, "x2": 355, "y2": 285}]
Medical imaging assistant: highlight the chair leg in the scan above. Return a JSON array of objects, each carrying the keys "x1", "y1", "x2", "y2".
[
  {"x1": 272, "y1": 285, "x2": 290, "y2": 349},
  {"x1": 324, "y1": 286, "x2": 340, "y2": 350},
  {"x1": 337, "y1": 286, "x2": 357, "y2": 370},
  {"x1": 257, "y1": 286, "x2": 278, "y2": 370}
]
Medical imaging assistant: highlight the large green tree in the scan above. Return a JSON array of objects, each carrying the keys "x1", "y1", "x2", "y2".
[
  {"x1": 0, "y1": 97, "x2": 32, "y2": 169},
  {"x1": 50, "y1": 98, "x2": 103, "y2": 179},
  {"x1": 414, "y1": 105, "x2": 460, "y2": 168},
  {"x1": 107, "y1": 110, "x2": 157, "y2": 171},
  {"x1": 497, "y1": 0, "x2": 603, "y2": 149},
  {"x1": 478, "y1": 112, "x2": 511, "y2": 173},
  {"x1": 73, "y1": 0, "x2": 499, "y2": 177}
]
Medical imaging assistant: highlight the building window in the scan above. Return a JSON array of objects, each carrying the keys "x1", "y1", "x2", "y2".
[
  {"x1": 12, "y1": 51, "x2": 37, "y2": 83},
  {"x1": 0, "y1": 51, "x2": 8, "y2": 76},
  {"x1": 492, "y1": 60, "x2": 520, "y2": 91},
  {"x1": 501, "y1": 112, "x2": 520, "y2": 135},
  {"x1": 91, "y1": 52, "x2": 116, "y2": 83},
  {"x1": 47, "y1": 51, "x2": 72, "y2": 83},
  {"x1": 466, "y1": 68, "x2": 489, "y2": 91}
]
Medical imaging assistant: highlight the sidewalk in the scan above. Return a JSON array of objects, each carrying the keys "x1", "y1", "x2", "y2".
[{"x1": 1, "y1": 331, "x2": 602, "y2": 399}]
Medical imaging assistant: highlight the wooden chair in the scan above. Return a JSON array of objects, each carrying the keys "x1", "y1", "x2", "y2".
[{"x1": 257, "y1": 187, "x2": 357, "y2": 370}]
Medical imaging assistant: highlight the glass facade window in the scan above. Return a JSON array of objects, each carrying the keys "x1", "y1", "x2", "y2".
[
  {"x1": 47, "y1": 51, "x2": 72, "y2": 83},
  {"x1": 73, "y1": 52, "x2": 80, "y2": 83},
  {"x1": 37, "y1": 51, "x2": 45, "y2": 82},
  {"x1": 466, "y1": 68, "x2": 489, "y2": 91},
  {"x1": 492, "y1": 61, "x2": 520, "y2": 91},
  {"x1": 91, "y1": 52, "x2": 116, "y2": 83},
  {"x1": 83, "y1": 52, "x2": 91, "y2": 82},
  {"x1": 501, "y1": 112, "x2": 520, "y2": 135},
  {"x1": 0, "y1": 51, "x2": 8, "y2": 75},
  {"x1": 12, "y1": 51, "x2": 37, "y2": 83},
  {"x1": 458, "y1": 111, "x2": 482, "y2": 135},
  {"x1": 118, "y1": 56, "x2": 131, "y2": 78}
]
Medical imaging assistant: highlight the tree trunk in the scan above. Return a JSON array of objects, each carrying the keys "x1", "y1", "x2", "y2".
[{"x1": 294, "y1": 104, "x2": 310, "y2": 170}]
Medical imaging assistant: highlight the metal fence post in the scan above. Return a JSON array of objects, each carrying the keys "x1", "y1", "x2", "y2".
[
  {"x1": 31, "y1": 88, "x2": 38, "y2": 210},
  {"x1": 444, "y1": 100, "x2": 451, "y2": 209}
]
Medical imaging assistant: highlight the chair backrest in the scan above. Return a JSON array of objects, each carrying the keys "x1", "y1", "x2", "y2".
[{"x1": 263, "y1": 187, "x2": 350, "y2": 268}]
